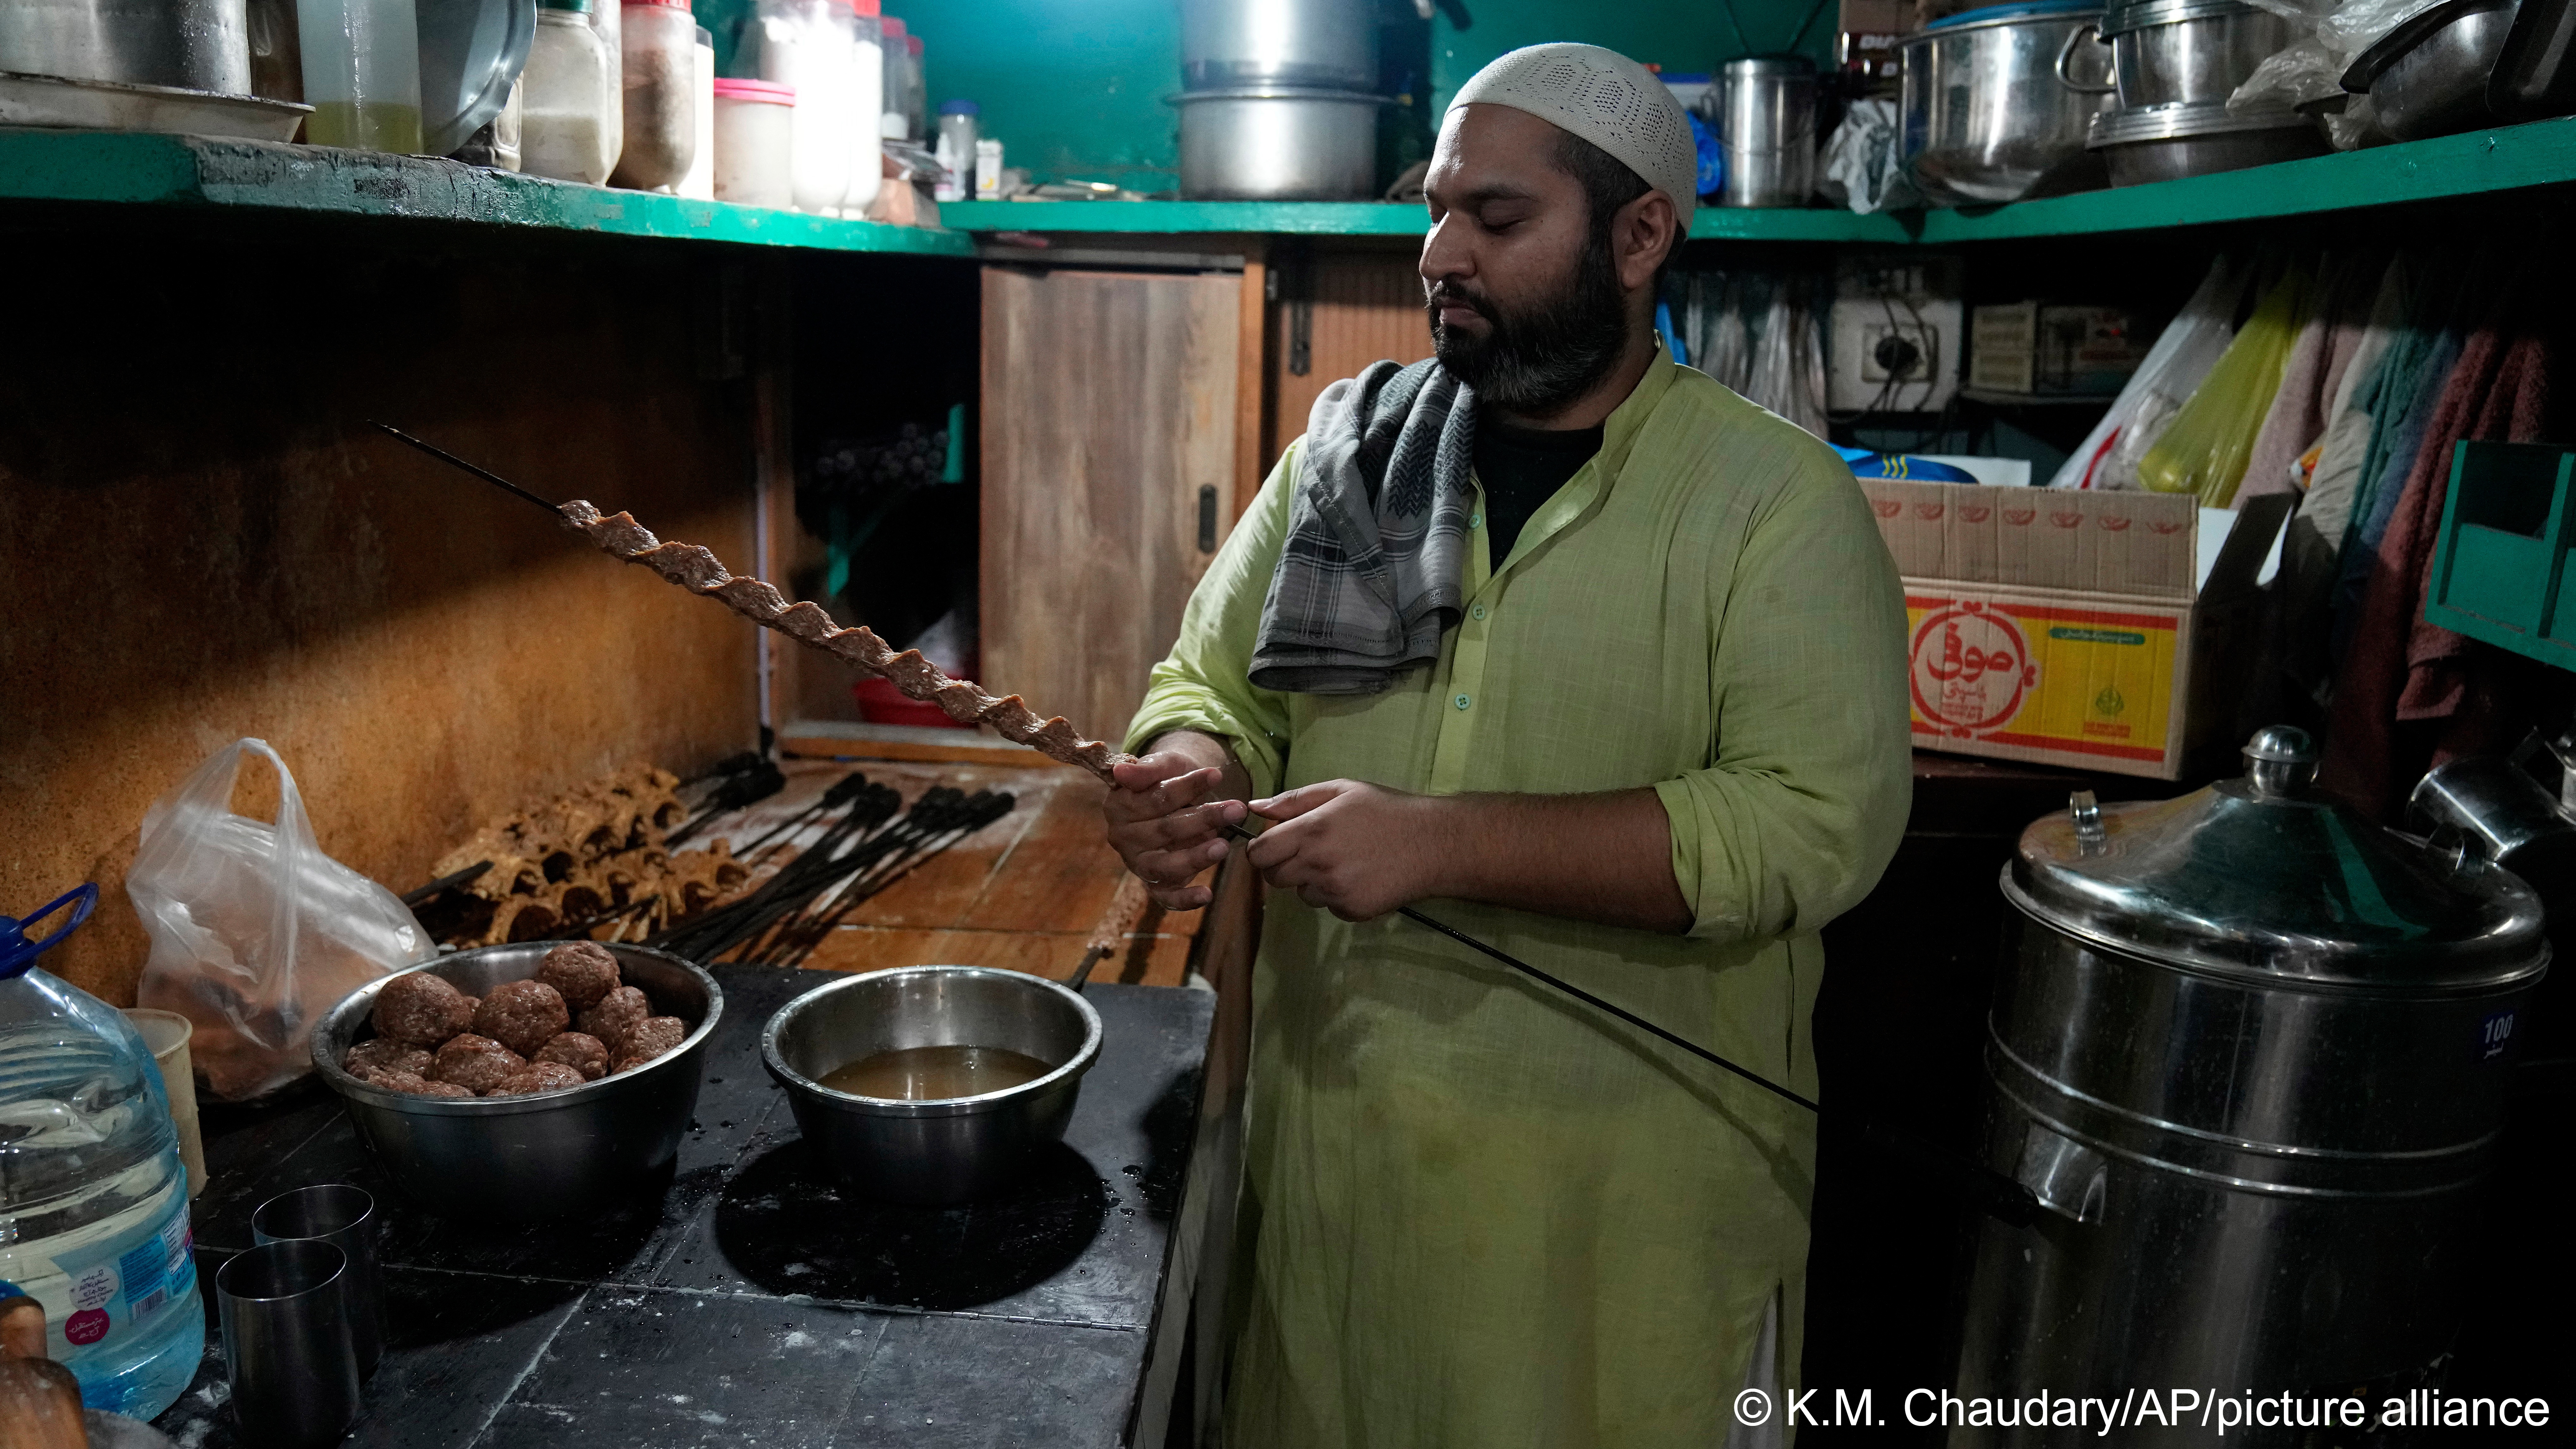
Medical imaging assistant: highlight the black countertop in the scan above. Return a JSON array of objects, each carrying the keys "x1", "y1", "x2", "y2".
[{"x1": 154, "y1": 966, "x2": 1216, "y2": 1448}]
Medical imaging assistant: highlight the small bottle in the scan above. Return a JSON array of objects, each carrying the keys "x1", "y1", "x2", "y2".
[
  {"x1": 294, "y1": 0, "x2": 423, "y2": 152},
  {"x1": 934, "y1": 98, "x2": 975, "y2": 202},
  {"x1": 973, "y1": 135, "x2": 1001, "y2": 199},
  {"x1": 0, "y1": 888, "x2": 203, "y2": 1421},
  {"x1": 609, "y1": 0, "x2": 696, "y2": 190},
  {"x1": 521, "y1": 0, "x2": 615, "y2": 184}
]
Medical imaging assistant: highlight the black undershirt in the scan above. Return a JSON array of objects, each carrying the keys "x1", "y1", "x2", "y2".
[{"x1": 1471, "y1": 420, "x2": 1604, "y2": 563}]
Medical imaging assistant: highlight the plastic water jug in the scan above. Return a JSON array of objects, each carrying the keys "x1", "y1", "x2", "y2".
[{"x1": 0, "y1": 885, "x2": 204, "y2": 1420}]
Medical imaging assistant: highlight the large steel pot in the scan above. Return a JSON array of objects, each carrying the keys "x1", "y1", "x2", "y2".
[
  {"x1": 312, "y1": 943, "x2": 722, "y2": 1224},
  {"x1": 0, "y1": 0, "x2": 251, "y2": 95},
  {"x1": 1954, "y1": 727, "x2": 2548, "y2": 1444},
  {"x1": 2344, "y1": 0, "x2": 2520, "y2": 139},
  {"x1": 1902, "y1": 0, "x2": 2116, "y2": 206},
  {"x1": 2059, "y1": 0, "x2": 2298, "y2": 107},
  {"x1": 1180, "y1": 0, "x2": 1376, "y2": 91},
  {"x1": 762, "y1": 965, "x2": 1101, "y2": 1205},
  {"x1": 1716, "y1": 55, "x2": 1819, "y2": 207},
  {"x1": 1174, "y1": 85, "x2": 1383, "y2": 199},
  {"x1": 2087, "y1": 98, "x2": 2327, "y2": 182}
]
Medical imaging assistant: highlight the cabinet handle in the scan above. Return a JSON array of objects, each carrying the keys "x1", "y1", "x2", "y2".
[{"x1": 1198, "y1": 485, "x2": 1219, "y2": 553}]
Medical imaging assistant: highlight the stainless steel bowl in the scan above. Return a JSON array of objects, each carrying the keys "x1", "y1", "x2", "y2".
[
  {"x1": 761, "y1": 965, "x2": 1101, "y2": 1205},
  {"x1": 1173, "y1": 86, "x2": 1384, "y2": 200},
  {"x1": 2088, "y1": 98, "x2": 2327, "y2": 183},
  {"x1": 311, "y1": 942, "x2": 721, "y2": 1224},
  {"x1": 2082, "y1": 0, "x2": 2299, "y2": 108},
  {"x1": 0, "y1": 0, "x2": 251, "y2": 94},
  {"x1": 1902, "y1": 2, "x2": 2117, "y2": 206},
  {"x1": 2343, "y1": 0, "x2": 2519, "y2": 140}
]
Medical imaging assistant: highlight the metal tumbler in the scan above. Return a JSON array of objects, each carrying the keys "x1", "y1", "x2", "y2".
[
  {"x1": 252, "y1": 1183, "x2": 384, "y2": 1374},
  {"x1": 216, "y1": 1240, "x2": 364, "y2": 1447}
]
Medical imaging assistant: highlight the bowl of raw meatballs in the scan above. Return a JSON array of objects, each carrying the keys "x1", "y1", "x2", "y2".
[{"x1": 312, "y1": 940, "x2": 724, "y2": 1222}]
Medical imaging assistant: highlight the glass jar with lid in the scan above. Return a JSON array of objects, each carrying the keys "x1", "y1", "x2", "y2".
[
  {"x1": 521, "y1": 0, "x2": 615, "y2": 184},
  {"x1": 755, "y1": 0, "x2": 854, "y2": 213},
  {"x1": 609, "y1": 0, "x2": 696, "y2": 189},
  {"x1": 294, "y1": 0, "x2": 424, "y2": 151},
  {"x1": 878, "y1": 15, "x2": 909, "y2": 139},
  {"x1": 712, "y1": 78, "x2": 795, "y2": 207}
]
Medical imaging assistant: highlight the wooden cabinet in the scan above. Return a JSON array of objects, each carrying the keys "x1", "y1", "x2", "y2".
[{"x1": 980, "y1": 265, "x2": 1247, "y2": 746}]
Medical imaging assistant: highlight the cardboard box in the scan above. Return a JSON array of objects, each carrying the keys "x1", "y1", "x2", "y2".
[
  {"x1": 1863, "y1": 478, "x2": 2294, "y2": 779},
  {"x1": 1839, "y1": 0, "x2": 1910, "y2": 87}
]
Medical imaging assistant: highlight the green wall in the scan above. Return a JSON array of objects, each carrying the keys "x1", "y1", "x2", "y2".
[{"x1": 695, "y1": 0, "x2": 1835, "y2": 191}]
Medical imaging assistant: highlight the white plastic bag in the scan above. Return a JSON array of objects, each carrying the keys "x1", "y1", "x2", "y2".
[
  {"x1": 1818, "y1": 99, "x2": 1920, "y2": 215},
  {"x1": 2048, "y1": 256, "x2": 2252, "y2": 488},
  {"x1": 131, "y1": 739, "x2": 430, "y2": 1101}
]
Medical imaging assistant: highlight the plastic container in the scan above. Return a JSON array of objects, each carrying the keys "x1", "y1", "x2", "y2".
[
  {"x1": 593, "y1": 0, "x2": 623, "y2": 176},
  {"x1": 973, "y1": 134, "x2": 1001, "y2": 197},
  {"x1": 0, "y1": 886, "x2": 203, "y2": 1421},
  {"x1": 679, "y1": 27, "x2": 715, "y2": 198},
  {"x1": 878, "y1": 15, "x2": 910, "y2": 138},
  {"x1": 906, "y1": 34, "x2": 924, "y2": 140},
  {"x1": 842, "y1": 0, "x2": 884, "y2": 213},
  {"x1": 757, "y1": 0, "x2": 856, "y2": 212},
  {"x1": 610, "y1": 0, "x2": 696, "y2": 189},
  {"x1": 522, "y1": 0, "x2": 616, "y2": 183},
  {"x1": 713, "y1": 78, "x2": 796, "y2": 206},
  {"x1": 934, "y1": 97, "x2": 975, "y2": 200},
  {"x1": 294, "y1": 0, "x2": 423, "y2": 151}
]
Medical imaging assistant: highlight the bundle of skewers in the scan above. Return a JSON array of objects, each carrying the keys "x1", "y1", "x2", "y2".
[{"x1": 650, "y1": 775, "x2": 1017, "y2": 967}]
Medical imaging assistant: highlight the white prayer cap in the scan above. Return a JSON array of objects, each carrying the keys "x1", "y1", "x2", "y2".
[{"x1": 1447, "y1": 43, "x2": 1697, "y2": 234}]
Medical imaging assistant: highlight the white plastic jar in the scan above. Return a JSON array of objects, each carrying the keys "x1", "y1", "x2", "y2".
[
  {"x1": 712, "y1": 78, "x2": 796, "y2": 207},
  {"x1": 841, "y1": 0, "x2": 883, "y2": 213},
  {"x1": 521, "y1": 0, "x2": 615, "y2": 184},
  {"x1": 756, "y1": 0, "x2": 853, "y2": 213},
  {"x1": 609, "y1": 0, "x2": 695, "y2": 189},
  {"x1": 678, "y1": 25, "x2": 715, "y2": 198}
]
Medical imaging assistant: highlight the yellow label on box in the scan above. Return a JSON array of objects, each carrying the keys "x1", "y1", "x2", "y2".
[{"x1": 1904, "y1": 592, "x2": 2181, "y2": 765}]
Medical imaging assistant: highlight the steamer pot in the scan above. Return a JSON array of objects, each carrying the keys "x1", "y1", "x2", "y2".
[{"x1": 1901, "y1": 0, "x2": 2116, "y2": 206}]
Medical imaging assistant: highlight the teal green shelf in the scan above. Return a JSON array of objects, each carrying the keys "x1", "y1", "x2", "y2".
[
  {"x1": 0, "y1": 127, "x2": 977, "y2": 256},
  {"x1": 943, "y1": 116, "x2": 2576, "y2": 244}
]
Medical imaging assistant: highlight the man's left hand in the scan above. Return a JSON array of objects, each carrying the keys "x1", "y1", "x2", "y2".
[{"x1": 1243, "y1": 780, "x2": 1450, "y2": 921}]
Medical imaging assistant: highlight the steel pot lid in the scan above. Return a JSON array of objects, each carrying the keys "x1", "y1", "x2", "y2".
[
  {"x1": 2007, "y1": 726, "x2": 2548, "y2": 990},
  {"x1": 2100, "y1": 0, "x2": 2270, "y2": 35},
  {"x1": 2088, "y1": 98, "x2": 2315, "y2": 143}
]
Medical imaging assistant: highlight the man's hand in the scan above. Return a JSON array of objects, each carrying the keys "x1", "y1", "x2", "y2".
[
  {"x1": 1104, "y1": 736, "x2": 1250, "y2": 911},
  {"x1": 1244, "y1": 780, "x2": 1449, "y2": 922}
]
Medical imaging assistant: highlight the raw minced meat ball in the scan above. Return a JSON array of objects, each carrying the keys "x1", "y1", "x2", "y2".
[
  {"x1": 484, "y1": 1061, "x2": 587, "y2": 1097},
  {"x1": 610, "y1": 1016, "x2": 687, "y2": 1073},
  {"x1": 578, "y1": 985, "x2": 651, "y2": 1048},
  {"x1": 471, "y1": 979, "x2": 570, "y2": 1057},
  {"x1": 431, "y1": 1033, "x2": 526, "y2": 1094},
  {"x1": 344, "y1": 1039, "x2": 434, "y2": 1079},
  {"x1": 533, "y1": 1031, "x2": 611, "y2": 1081},
  {"x1": 365, "y1": 1068, "x2": 475, "y2": 1099},
  {"x1": 533, "y1": 941, "x2": 622, "y2": 1011},
  {"x1": 372, "y1": 972, "x2": 476, "y2": 1046}
]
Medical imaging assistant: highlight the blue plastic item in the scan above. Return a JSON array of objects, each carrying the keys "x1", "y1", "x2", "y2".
[
  {"x1": 1655, "y1": 300, "x2": 1689, "y2": 367},
  {"x1": 0, "y1": 883, "x2": 203, "y2": 1421},
  {"x1": 1924, "y1": 0, "x2": 2101, "y2": 28},
  {"x1": 1836, "y1": 445, "x2": 1979, "y2": 482},
  {"x1": 939, "y1": 98, "x2": 979, "y2": 115},
  {"x1": 1687, "y1": 110, "x2": 1725, "y2": 198}
]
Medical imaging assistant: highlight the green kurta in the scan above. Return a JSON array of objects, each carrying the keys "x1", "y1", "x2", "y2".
[{"x1": 1127, "y1": 349, "x2": 1912, "y2": 1449}]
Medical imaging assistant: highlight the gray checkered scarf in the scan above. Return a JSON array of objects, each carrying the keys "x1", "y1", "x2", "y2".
[{"x1": 1249, "y1": 359, "x2": 1477, "y2": 695}]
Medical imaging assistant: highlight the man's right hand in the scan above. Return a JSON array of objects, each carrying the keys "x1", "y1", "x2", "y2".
[{"x1": 1104, "y1": 734, "x2": 1250, "y2": 911}]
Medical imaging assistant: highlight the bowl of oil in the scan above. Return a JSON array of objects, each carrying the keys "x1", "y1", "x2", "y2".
[{"x1": 759, "y1": 965, "x2": 1102, "y2": 1203}]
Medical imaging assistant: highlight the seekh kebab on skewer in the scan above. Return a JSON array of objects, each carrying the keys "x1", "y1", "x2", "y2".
[{"x1": 558, "y1": 501, "x2": 1126, "y2": 781}]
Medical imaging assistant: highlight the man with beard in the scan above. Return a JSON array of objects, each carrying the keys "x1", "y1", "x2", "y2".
[{"x1": 1103, "y1": 42, "x2": 1910, "y2": 1449}]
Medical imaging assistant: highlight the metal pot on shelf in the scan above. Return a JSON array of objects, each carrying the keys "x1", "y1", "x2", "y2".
[
  {"x1": 1955, "y1": 728, "x2": 2547, "y2": 1440},
  {"x1": 2343, "y1": 0, "x2": 2521, "y2": 140},
  {"x1": 2061, "y1": 0, "x2": 2300, "y2": 107},
  {"x1": 0, "y1": 0, "x2": 252, "y2": 95},
  {"x1": 2086, "y1": 97, "x2": 2328, "y2": 183},
  {"x1": 1716, "y1": 55, "x2": 1820, "y2": 207},
  {"x1": 1901, "y1": 0, "x2": 2117, "y2": 207},
  {"x1": 1174, "y1": 0, "x2": 1383, "y2": 200}
]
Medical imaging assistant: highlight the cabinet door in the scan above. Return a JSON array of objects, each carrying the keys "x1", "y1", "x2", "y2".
[{"x1": 981, "y1": 266, "x2": 1242, "y2": 746}]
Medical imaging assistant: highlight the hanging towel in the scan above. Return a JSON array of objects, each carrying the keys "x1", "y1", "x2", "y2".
[{"x1": 1249, "y1": 358, "x2": 1478, "y2": 695}]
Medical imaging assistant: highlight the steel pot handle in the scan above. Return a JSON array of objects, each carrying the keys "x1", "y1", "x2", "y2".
[{"x1": 2055, "y1": 22, "x2": 2117, "y2": 94}]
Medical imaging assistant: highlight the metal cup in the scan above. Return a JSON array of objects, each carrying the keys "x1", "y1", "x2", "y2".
[
  {"x1": 215, "y1": 1240, "x2": 363, "y2": 1448},
  {"x1": 251, "y1": 1184, "x2": 383, "y2": 1375}
]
